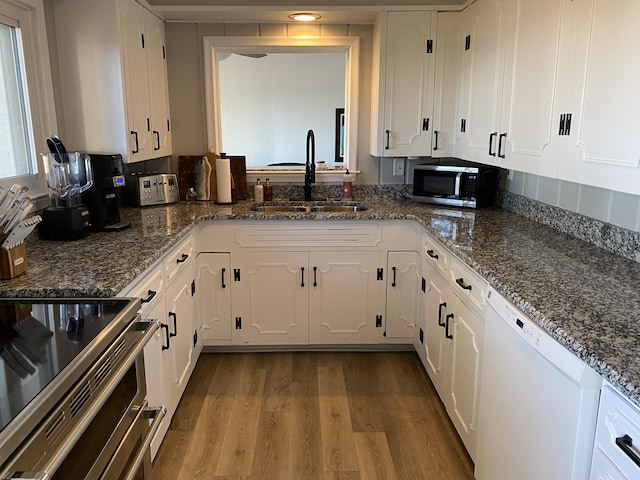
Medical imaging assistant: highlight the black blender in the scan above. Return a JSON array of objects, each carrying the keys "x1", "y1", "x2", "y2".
[{"x1": 39, "y1": 136, "x2": 94, "y2": 240}]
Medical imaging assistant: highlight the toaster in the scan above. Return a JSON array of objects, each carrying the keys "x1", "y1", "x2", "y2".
[{"x1": 124, "y1": 173, "x2": 179, "y2": 207}]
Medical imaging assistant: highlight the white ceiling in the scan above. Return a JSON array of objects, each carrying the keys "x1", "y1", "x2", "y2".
[{"x1": 147, "y1": 0, "x2": 468, "y2": 24}]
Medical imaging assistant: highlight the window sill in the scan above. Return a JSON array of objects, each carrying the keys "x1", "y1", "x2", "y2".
[{"x1": 245, "y1": 169, "x2": 357, "y2": 184}]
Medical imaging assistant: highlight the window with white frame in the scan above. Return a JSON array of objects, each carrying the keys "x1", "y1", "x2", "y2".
[{"x1": 0, "y1": 0, "x2": 57, "y2": 197}]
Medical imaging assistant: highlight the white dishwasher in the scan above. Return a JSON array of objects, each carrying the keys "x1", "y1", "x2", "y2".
[{"x1": 475, "y1": 286, "x2": 602, "y2": 480}]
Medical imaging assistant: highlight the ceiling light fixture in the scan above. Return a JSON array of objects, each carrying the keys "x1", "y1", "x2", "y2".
[{"x1": 288, "y1": 12, "x2": 321, "y2": 22}]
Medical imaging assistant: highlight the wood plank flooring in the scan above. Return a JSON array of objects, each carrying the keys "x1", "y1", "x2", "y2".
[{"x1": 151, "y1": 352, "x2": 474, "y2": 480}]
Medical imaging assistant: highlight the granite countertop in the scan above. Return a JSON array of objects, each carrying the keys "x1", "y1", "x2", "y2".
[{"x1": 2, "y1": 198, "x2": 639, "y2": 408}]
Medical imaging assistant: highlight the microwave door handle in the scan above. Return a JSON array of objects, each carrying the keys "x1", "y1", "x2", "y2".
[{"x1": 454, "y1": 173, "x2": 462, "y2": 197}]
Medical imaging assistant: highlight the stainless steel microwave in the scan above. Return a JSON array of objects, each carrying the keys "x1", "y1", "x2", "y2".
[{"x1": 412, "y1": 162, "x2": 500, "y2": 208}]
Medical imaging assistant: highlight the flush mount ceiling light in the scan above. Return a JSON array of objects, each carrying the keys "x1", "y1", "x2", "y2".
[{"x1": 288, "y1": 12, "x2": 321, "y2": 22}]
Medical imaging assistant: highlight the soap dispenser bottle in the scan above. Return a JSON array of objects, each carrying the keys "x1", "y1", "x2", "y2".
[
  {"x1": 342, "y1": 170, "x2": 353, "y2": 200},
  {"x1": 254, "y1": 178, "x2": 264, "y2": 202},
  {"x1": 264, "y1": 178, "x2": 273, "y2": 201}
]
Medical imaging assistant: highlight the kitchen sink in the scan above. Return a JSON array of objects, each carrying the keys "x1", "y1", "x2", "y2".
[{"x1": 251, "y1": 202, "x2": 367, "y2": 214}]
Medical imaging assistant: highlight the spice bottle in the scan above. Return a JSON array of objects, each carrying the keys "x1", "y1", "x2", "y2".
[
  {"x1": 264, "y1": 178, "x2": 273, "y2": 201},
  {"x1": 254, "y1": 178, "x2": 264, "y2": 202},
  {"x1": 342, "y1": 170, "x2": 353, "y2": 200}
]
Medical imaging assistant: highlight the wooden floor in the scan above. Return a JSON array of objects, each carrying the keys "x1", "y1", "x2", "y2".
[{"x1": 151, "y1": 351, "x2": 475, "y2": 480}]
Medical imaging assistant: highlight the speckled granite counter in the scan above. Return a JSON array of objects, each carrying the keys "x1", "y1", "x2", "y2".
[{"x1": 1, "y1": 198, "x2": 639, "y2": 409}]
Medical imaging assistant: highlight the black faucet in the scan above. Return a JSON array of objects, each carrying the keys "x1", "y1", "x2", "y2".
[{"x1": 304, "y1": 129, "x2": 315, "y2": 201}]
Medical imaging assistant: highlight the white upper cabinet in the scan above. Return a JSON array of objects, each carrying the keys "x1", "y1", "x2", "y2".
[
  {"x1": 498, "y1": 0, "x2": 566, "y2": 178},
  {"x1": 455, "y1": 0, "x2": 510, "y2": 166},
  {"x1": 143, "y1": 7, "x2": 172, "y2": 157},
  {"x1": 371, "y1": 11, "x2": 437, "y2": 157},
  {"x1": 52, "y1": 0, "x2": 171, "y2": 163},
  {"x1": 457, "y1": 0, "x2": 566, "y2": 178},
  {"x1": 431, "y1": 12, "x2": 462, "y2": 158},
  {"x1": 557, "y1": 0, "x2": 640, "y2": 195}
]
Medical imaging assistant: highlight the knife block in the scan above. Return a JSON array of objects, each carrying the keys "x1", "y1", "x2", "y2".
[{"x1": 0, "y1": 244, "x2": 28, "y2": 279}]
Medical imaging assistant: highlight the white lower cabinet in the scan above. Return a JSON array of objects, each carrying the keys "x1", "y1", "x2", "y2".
[
  {"x1": 419, "y1": 233, "x2": 486, "y2": 460},
  {"x1": 385, "y1": 251, "x2": 420, "y2": 339},
  {"x1": 591, "y1": 382, "x2": 640, "y2": 480},
  {"x1": 421, "y1": 255, "x2": 449, "y2": 393},
  {"x1": 118, "y1": 263, "x2": 171, "y2": 460},
  {"x1": 164, "y1": 260, "x2": 196, "y2": 399},
  {"x1": 229, "y1": 249, "x2": 385, "y2": 345},
  {"x1": 309, "y1": 251, "x2": 384, "y2": 344},
  {"x1": 443, "y1": 291, "x2": 484, "y2": 459},
  {"x1": 196, "y1": 252, "x2": 232, "y2": 344},
  {"x1": 232, "y1": 251, "x2": 309, "y2": 345}
]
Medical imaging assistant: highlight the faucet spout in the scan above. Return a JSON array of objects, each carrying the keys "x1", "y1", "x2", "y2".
[{"x1": 304, "y1": 129, "x2": 315, "y2": 201}]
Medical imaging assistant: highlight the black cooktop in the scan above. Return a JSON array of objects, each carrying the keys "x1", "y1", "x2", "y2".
[{"x1": 0, "y1": 299, "x2": 131, "y2": 434}]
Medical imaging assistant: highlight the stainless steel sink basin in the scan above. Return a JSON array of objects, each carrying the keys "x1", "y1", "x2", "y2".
[{"x1": 251, "y1": 202, "x2": 367, "y2": 214}]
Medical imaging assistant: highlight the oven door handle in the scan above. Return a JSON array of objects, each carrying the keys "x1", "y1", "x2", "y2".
[{"x1": 119, "y1": 405, "x2": 167, "y2": 480}]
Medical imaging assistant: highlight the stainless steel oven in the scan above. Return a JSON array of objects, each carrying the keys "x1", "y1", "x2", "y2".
[{"x1": 0, "y1": 298, "x2": 164, "y2": 480}]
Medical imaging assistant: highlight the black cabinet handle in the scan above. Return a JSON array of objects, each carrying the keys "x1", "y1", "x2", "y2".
[
  {"x1": 616, "y1": 435, "x2": 640, "y2": 468},
  {"x1": 301, "y1": 267, "x2": 305, "y2": 287},
  {"x1": 456, "y1": 277, "x2": 472, "y2": 291},
  {"x1": 489, "y1": 132, "x2": 497, "y2": 156},
  {"x1": 221, "y1": 268, "x2": 226, "y2": 288},
  {"x1": 313, "y1": 266, "x2": 317, "y2": 287},
  {"x1": 498, "y1": 133, "x2": 507, "y2": 158},
  {"x1": 161, "y1": 323, "x2": 170, "y2": 350},
  {"x1": 385, "y1": 130, "x2": 390, "y2": 150},
  {"x1": 426, "y1": 249, "x2": 439, "y2": 260},
  {"x1": 153, "y1": 131, "x2": 160, "y2": 151},
  {"x1": 141, "y1": 289, "x2": 156, "y2": 304},
  {"x1": 168, "y1": 312, "x2": 177, "y2": 337},
  {"x1": 131, "y1": 131, "x2": 139, "y2": 154},
  {"x1": 445, "y1": 313, "x2": 454, "y2": 339},
  {"x1": 176, "y1": 253, "x2": 189, "y2": 264},
  {"x1": 434, "y1": 130, "x2": 439, "y2": 150},
  {"x1": 392, "y1": 266, "x2": 397, "y2": 287},
  {"x1": 438, "y1": 302, "x2": 447, "y2": 327}
]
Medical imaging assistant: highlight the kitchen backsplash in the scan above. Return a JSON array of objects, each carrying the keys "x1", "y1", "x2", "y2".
[{"x1": 500, "y1": 191, "x2": 640, "y2": 264}]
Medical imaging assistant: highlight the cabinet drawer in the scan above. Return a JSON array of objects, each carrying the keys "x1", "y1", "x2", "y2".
[
  {"x1": 422, "y1": 233, "x2": 449, "y2": 275},
  {"x1": 119, "y1": 263, "x2": 164, "y2": 318},
  {"x1": 595, "y1": 384, "x2": 640, "y2": 480},
  {"x1": 164, "y1": 235, "x2": 194, "y2": 284},
  {"x1": 449, "y1": 256, "x2": 487, "y2": 312},
  {"x1": 235, "y1": 223, "x2": 382, "y2": 248}
]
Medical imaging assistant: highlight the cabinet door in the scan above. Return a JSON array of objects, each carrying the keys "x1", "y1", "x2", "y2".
[
  {"x1": 143, "y1": 8, "x2": 172, "y2": 157},
  {"x1": 119, "y1": 0, "x2": 152, "y2": 161},
  {"x1": 232, "y1": 251, "x2": 308, "y2": 345},
  {"x1": 165, "y1": 262, "x2": 196, "y2": 399},
  {"x1": 457, "y1": 0, "x2": 511, "y2": 165},
  {"x1": 309, "y1": 251, "x2": 384, "y2": 344},
  {"x1": 498, "y1": 0, "x2": 565, "y2": 177},
  {"x1": 444, "y1": 293, "x2": 484, "y2": 460},
  {"x1": 386, "y1": 251, "x2": 420, "y2": 339},
  {"x1": 422, "y1": 258, "x2": 449, "y2": 396},
  {"x1": 371, "y1": 11, "x2": 436, "y2": 157},
  {"x1": 432, "y1": 12, "x2": 462, "y2": 158},
  {"x1": 557, "y1": 0, "x2": 640, "y2": 195},
  {"x1": 143, "y1": 297, "x2": 174, "y2": 460},
  {"x1": 196, "y1": 253, "x2": 232, "y2": 343}
]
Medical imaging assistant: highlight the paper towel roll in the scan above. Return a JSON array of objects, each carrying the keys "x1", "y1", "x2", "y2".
[{"x1": 215, "y1": 158, "x2": 232, "y2": 203}]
